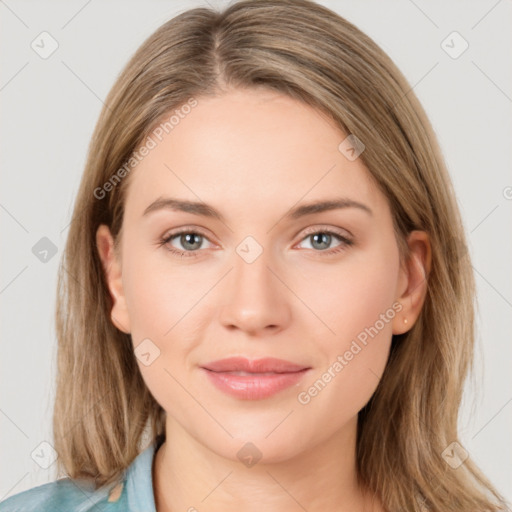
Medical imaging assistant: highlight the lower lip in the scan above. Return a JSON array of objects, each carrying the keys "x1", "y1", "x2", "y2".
[{"x1": 201, "y1": 368, "x2": 310, "y2": 400}]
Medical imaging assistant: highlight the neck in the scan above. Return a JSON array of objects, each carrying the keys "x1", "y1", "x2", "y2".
[{"x1": 152, "y1": 415, "x2": 382, "y2": 512}]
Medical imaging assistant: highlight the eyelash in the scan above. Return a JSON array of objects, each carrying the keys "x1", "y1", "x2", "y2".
[{"x1": 158, "y1": 227, "x2": 354, "y2": 259}]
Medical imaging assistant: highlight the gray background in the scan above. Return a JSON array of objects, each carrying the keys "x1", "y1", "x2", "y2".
[{"x1": 1, "y1": 0, "x2": 511, "y2": 502}]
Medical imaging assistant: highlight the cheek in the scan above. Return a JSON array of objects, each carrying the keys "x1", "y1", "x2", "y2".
[
  {"x1": 121, "y1": 246, "x2": 197, "y2": 339},
  {"x1": 122, "y1": 257, "x2": 195, "y2": 408},
  {"x1": 121, "y1": 249, "x2": 208, "y2": 399},
  {"x1": 295, "y1": 243, "x2": 400, "y2": 344},
  {"x1": 296, "y1": 246, "x2": 399, "y2": 408},
  {"x1": 296, "y1": 300, "x2": 395, "y2": 431}
]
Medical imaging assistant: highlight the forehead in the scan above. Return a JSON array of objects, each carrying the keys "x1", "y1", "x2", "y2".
[{"x1": 123, "y1": 88, "x2": 386, "y2": 221}]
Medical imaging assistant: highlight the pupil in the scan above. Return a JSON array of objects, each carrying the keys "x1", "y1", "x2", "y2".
[
  {"x1": 312, "y1": 233, "x2": 330, "y2": 250},
  {"x1": 182, "y1": 233, "x2": 201, "y2": 250}
]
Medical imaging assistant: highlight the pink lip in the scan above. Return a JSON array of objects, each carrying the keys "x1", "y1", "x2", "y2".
[
  {"x1": 202, "y1": 356, "x2": 308, "y2": 373},
  {"x1": 201, "y1": 357, "x2": 311, "y2": 400}
]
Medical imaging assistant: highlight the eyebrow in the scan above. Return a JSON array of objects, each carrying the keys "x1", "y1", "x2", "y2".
[{"x1": 142, "y1": 196, "x2": 373, "y2": 221}]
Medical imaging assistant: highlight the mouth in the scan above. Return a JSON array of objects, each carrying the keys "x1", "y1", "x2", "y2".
[{"x1": 200, "y1": 357, "x2": 311, "y2": 400}]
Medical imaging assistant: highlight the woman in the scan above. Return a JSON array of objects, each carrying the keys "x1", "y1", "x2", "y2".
[{"x1": 0, "y1": 0, "x2": 508, "y2": 510}]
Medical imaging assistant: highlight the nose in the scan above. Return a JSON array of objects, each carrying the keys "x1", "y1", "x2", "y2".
[{"x1": 218, "y1": 247, "x2": 291, "y2": 336}]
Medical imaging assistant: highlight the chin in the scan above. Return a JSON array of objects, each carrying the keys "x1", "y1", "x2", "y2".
[{"x1": 212, "y1": 435, "x2": 305, "y2": 467}]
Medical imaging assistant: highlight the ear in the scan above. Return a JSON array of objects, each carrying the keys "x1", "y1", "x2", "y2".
[
  {"x1": 392, "y1": 230, "x2": 431, "y2": 335},
  {"x1": 96, "y1": 224, "x2": 131, "y2": 334}
]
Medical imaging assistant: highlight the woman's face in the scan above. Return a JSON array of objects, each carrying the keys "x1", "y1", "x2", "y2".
[{"x1": 97, "y1": 87, "x2": 425, "y2": 463}]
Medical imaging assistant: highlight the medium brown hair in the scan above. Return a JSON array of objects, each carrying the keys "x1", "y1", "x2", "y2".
[{"x1": 53, "y1": 1, "x2": 509, "y2": 510}]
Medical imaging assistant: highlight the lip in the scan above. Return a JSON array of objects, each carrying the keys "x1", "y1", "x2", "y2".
[
  {"x1": 202, "y1": 356, "x2": 309, "y2": 373},
  {"x1": 200, "y1": 357, "x2": 311, "y2": 400}
]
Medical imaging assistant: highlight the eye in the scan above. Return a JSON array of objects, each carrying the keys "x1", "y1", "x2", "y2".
[
  {"x1": 296, "y1": 227, "x2": 354, "y2": 255},
  {"x1": 159, "y1": 229, "x2": 214, "y2": 258}
]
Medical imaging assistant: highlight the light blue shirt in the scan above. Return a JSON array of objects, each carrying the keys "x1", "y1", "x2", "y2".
[{"x1": 0, "y1": 437, "x2": 161, "y2": 512}]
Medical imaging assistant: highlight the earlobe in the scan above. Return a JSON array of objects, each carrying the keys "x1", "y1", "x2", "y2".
[
  {"x1": 95, "y1": 224, "x2": 131, "y2": 334},
  {"x1": 392, "y1": 230, "x2": 431, "y2": 335}
]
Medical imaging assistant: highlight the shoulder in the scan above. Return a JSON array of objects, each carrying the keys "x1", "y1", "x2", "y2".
[
  {"x1": 0, "y1": 477, "x2": 127, "y2": 512},
  {"x1": 0, "y1": 437, "x2": 162, "y2": 512}
]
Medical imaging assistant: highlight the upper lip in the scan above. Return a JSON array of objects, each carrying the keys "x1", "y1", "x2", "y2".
[{"x1": 201, "y1": 357, "x2": 310, "y2": 373}]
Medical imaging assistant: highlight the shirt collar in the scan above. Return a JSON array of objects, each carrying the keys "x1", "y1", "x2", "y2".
[{"x1": 125, "y1": 436, "x2": 163, "y2": 512}]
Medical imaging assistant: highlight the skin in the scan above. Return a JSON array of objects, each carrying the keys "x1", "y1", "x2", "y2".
[{"x1": 96, "y1": 87, "x2": 431, "y2": 512}]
